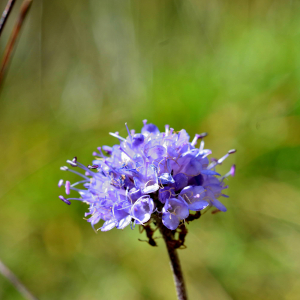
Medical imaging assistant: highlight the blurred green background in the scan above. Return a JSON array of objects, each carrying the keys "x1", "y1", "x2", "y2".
[{"x1": 0, "y1": 0, "x2": 300, "y2": 299}]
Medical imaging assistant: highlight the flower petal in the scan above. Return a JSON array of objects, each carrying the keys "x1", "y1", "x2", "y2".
[
  {"x1": 201, "y1": 169, "x2": 221, "y2": 176},
  {"x1": 158, "y1": 173, "x2": 175, "y2": 185},
  {"x1": 162, "y1": 213, "x2": 180, "y2": 230},
  {"x1": 173, "y1": 173, "x2": 188, "y2": 191},
  {"x1": 116, "y1": 215, "x2": 132, "y2": 229},
  {"x1": 142, "y1": 183, "x2": 160, "y2": 194},
  {"x1": 188, "y1": 200, "x2": 209, "y2": 211},
  {"x1": 100, "y1": 219, "x2": 116, "y2": 231},
  {"x1": 164, "y1": 197, "x2": 189, "y2": 220},
  {"x1": 142, "y1": 123, "x2": 160, "y2": 136},
  {"x1": 212, "y1": 198, "x2": 227, "y2": 212},
  {"x1": 145, "y1": 145, "x2": 166, "y2": 160},
  {"x1": 131, "y1": 196, "x2": 154, "y2": 223},
  {"x1": 158, "y1": 186, "x2": 176, "y2": 204}
]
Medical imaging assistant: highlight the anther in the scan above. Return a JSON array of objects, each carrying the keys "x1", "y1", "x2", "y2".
[
  {"x1": 217, "y1": 149, "x2": 236, "y2": 164},
  {"x1": 65, "y1": 181, "x2": 71, "y2": 195},
  {"x1": 230, "y1": 164, "x2": 236, "y2": 176},
  {"x1": 88, "y1": 165, "x2": 98, "y2": 169},
  {"x1": 58, "y1": 179, "x2": 64, "y2": 187},
  {"x1": 59, "y1": 195, "x2": 71, "y2": 205},
  {"x1": 66, "y1": 160, "x2": 77, "y2": 167},
  {"x1": 198, "y1": 132, "x2": 208, "y2": 139}
]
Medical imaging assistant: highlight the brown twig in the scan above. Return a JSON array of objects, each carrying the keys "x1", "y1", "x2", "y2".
[
  {"x1": 0, "y1": 259, "x2": 39, "y2": 300},
  {"x1": 150, "y1": 211, "x2": 188, "y2": 300},
  {"x1": 0, "y1": 0, "x2": 32, "y2": 86},
  {"x1": 159, "y1": 224, "x2": 188, "y2": 300},
  {"x1": 0, "y1": 0, "x2": 16, "y2": 37}
]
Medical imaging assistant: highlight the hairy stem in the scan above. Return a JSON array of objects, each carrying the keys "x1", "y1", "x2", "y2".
[{"x1": 160, "y1": 225, "x2": 188, "y2": 300}]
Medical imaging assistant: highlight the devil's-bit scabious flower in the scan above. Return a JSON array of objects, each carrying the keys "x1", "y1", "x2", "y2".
[{"x1": 58, "y1": 120, "x2": 235, "y2": 231}]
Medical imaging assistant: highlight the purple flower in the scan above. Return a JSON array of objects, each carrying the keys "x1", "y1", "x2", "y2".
[
  {"x1": 162, "y1": 197, "x2": 189, "y2": 230},
  {"x1": 59, "y1": 120, "x2": 235, "y2": 231}
]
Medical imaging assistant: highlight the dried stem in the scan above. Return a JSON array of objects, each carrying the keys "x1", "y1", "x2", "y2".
[
  {"x1": 0, "y1": 0, "x2": 32, "y2": 86},
  {"x1": 159, "y1": 225, "x2": 188, "y2": 300},
  {"x1": 0, "y1": 0, "x2": 16, "y2": 37},
  {"x1": 0, "y1": 259, "x2": 39, "y2": 300}
]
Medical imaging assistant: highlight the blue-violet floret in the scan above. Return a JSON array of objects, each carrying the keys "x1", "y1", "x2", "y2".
[{"x1": 58, "y1": 121, "x2": 235, "y2": 231}]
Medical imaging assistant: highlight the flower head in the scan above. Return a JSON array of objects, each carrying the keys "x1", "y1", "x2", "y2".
[{"x1": 58, "y1": 121, "x2": 235, "y2": 231}]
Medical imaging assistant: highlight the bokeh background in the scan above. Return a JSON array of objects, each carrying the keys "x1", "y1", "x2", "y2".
[{"x1": 0, "y1": 0, "x2": 300, "y2": 299}]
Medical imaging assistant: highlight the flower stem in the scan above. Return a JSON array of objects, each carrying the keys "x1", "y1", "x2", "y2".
[
  {"x1": 0, "y1": 259, "x2": 39, "y2": 300},
  {"x1": 160, "y1": 226, "x2": 188, "y2": 300}
]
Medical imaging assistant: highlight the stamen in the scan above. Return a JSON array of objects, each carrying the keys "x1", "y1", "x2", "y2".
[
  {"x1": 198, "y1": 133, "x2": 207, "y2": 152},
  {"x1": 199, "y1": 140, "x2": 204, "y2": 152},
  {"x1": 87, "y1": 165, "x2": 98, "y2": 169},
  {"x1": 58, "y1": 179, "x2": 64, "y2": 187},
  {"x1": 170, "y1": 128, "x2": 174, "y2": 134},
  {"x1": 125, "y1": 123, "x2": 133, "y2": 144},
  {"x1": 223, "y1": 164, "x2": 236, "y2": 178},
  {"x1": 191, "y1": 134, "x2": 200, "y2": 146},
  {"x1": 218, "y1": 149, "x2": 236, "y2": 164},
  {"x1": 76, "y1": 162, "x2": 96, "y2": 175},
  {"x1": 98, "y1": 147, "x2": 105, "y2": 157},
  {"x1": 61, "y1": 167, "x2": 90, "y2": 180},
  {"x1": 65, "y1": 181, "x2": 71, "y2": 195},
  {"x1": 130, "y1": 129, "x2": 135, "y2": 135},
  {"x1": 165, "y1": 124, "x2": 169, "y2": 135},
  {"x1": 70, "y1": 186, "x2": 85, "y2": 192},
  {"x1": 93, "y1": 147, "x2": 105, "y2": 158},
  {"x1": 66, "y1": 160, "x2": 77, "y2": 167},
  {"x1": 71, "y1": 180, "x2": 89, "y2": 187},
  {"x1": 109, "y1": 132, "x2": 127, "y2": 142},
  {"x1": 59, "y1": 195, "x2": 71, "y2": 205},
  {"x1": 143, "y1": 119, "x2": 147, "y2": 125}
]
